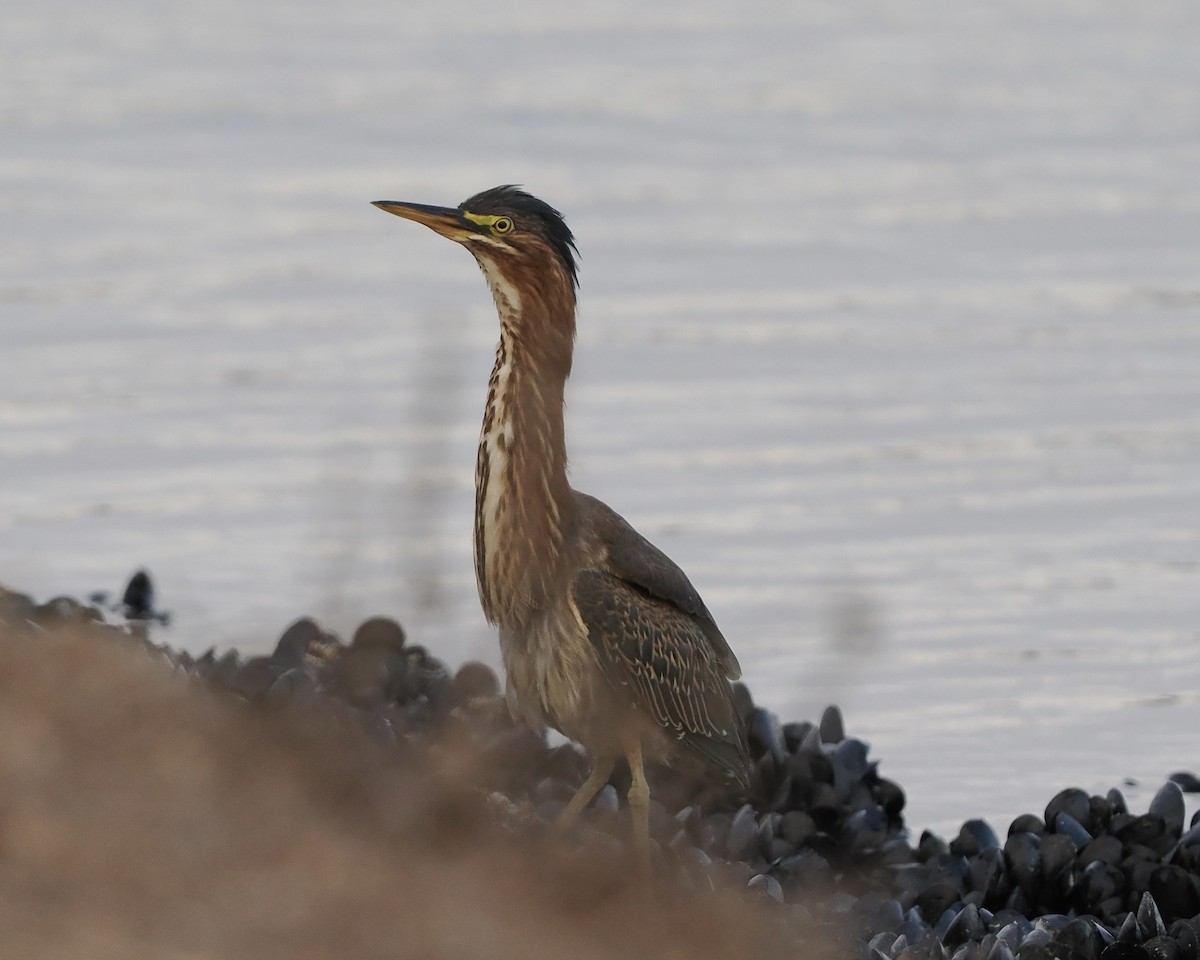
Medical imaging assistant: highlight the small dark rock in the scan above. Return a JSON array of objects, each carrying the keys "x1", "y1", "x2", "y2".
[
  {"x1": 874, "y1": 777, "x2": 907, "y2": 819},
  {"x1": 1167, "y1": 921, "x2": 1200, "y2": 960},
  {"x1": 747, "y1": 873, "x2": 784, "y2": 903},
  {"x1": 1077, "y1": 861, "x2": 1125, "y2": 910},
  {"x1": 1046, "y1": 789, "x2": 1093, "y2": 833},
  {"x1": 726, "y1": 803, "x2": 758, "y2": 860},
  {"x1": 1148, "y1": 783, "x2": 1186, "y2": 841},
  {"x1": 1117, "y1": 815, "x2": 1169, "y2": 851},
  {"x1": 988, "y1": 940, "x2": 1016, "y2": 960},
  {"x1": 1136, "y1": 891, "x2": 1167, "y2": 939},
  {"x1": 1040, "y1": 833, "x2": 1079, "y2": 881},
  {"x1": 748, "y1": 707, "x2": 787, "y2": 767},
  {"x1": 779, "y1": 810, "x2": 815, "y2": 846},
  {"x1": 33, "y1": 595, "x2": 89, "y2": 627},
  {"x1": 783, "y1": 721, "x2": 814, "y2": 752},
  {"x1": 351, "y1": 615, "x2": 406, "y2": 652},
  {"x1": 451, "y1": 660, "x2": 500, "y2": 703},
  {"x1": 952, "y1": 819, "x2": 1000, "y2": 858},
  {"x1": 916, "y1": 881, "x2": 961, "y2": 924},
  {"x1": 0, "y1": 588, "x2": 37, "y2": 627},
  {"x1": 1080, "y1": 835, "x2": 1124, "y2": 868},
  {"x1": 819, "y1": 704, "x2": 845, "y2": 744},
  {"x1": 1144, "y1": 938, "x2": 1182, "y2": 960},
  {"x1": 121, "y1": 569, "x2": 156, "y2": 619},
  {"x1": 273, "y1": 617, "x2": 322, "y2": 669},
  {"x1": 1054, "y1": 812, "x2": 1094, "y2": 848},
  {"x1": 1009, "y1": 813, "x2": 1047, "y2": 837},
  {"x1": 918, "y1": 830, "x2": 951, "y2": 861},
  {"x1": 1055, "y1": 917, "x2": 1105, "y2": 960},
  {"x1": 265, "y1": 667, "x2": 319, "y2": 707},
  {"x1": 1101, "y1": 946, "x2": 1150, "y2": 960},
  {"x1": 830, "y1": 737, "x2": 871, "y2": 798},
  {"x1": 775, "y1": 849, "x2": 832, "y2": 887},
  {"x1": 1148, "y1": 865, "x2": 1200, "y2": 922},
  {"x1": 1167, "y1": 773, "x2": 1200, "y2": 794},
  {"x1": 944, "y1": 903, "x2": 986, "y2": 947}
]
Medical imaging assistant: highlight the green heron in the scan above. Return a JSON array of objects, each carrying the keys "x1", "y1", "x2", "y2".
[{"x1": 373, "y1": 186, "x2": 750, "y2": 869}]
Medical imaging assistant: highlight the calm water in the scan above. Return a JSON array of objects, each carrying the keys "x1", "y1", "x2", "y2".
[{"x1": 3, "y1": 0, "x2": 1199, "y2": 836}]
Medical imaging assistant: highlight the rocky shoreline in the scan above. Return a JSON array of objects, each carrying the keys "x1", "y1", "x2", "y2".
[{"x1": 2, "y1": 574, "x2": 1198, "y2": 960}]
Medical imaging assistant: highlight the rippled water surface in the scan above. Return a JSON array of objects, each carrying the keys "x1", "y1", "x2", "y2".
[{"x1": 3, "y1": 0, "x2": 1199, "y2": 835}]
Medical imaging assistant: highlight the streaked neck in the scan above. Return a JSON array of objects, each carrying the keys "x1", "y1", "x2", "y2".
[{"x1": 473, "y1": 261, "x2": 577, "y2": 627}]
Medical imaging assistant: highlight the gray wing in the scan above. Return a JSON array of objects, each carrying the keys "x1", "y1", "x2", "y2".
[
  {"x1": 571, "y1": 569, "x2": 749, "y2": 785},
  {"x1": 574, "y1": 492, "x2": 741, "y2": 680}
]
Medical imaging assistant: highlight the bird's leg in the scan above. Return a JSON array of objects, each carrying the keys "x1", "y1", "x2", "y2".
[
  {"x1": 551, "y1": 753, "x2": 616, "y2": 838},
  {"x1": 623, "y1": 736, "x2": 653, "y2": 881}
]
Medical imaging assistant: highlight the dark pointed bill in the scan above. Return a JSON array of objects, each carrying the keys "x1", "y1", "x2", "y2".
[{"x1": 372, "y1": 200, "x2": 478, "y2": 241}]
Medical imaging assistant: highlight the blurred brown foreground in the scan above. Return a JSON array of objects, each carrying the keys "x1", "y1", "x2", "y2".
[{"x1": 0, "y1": 618, "x2": 836, "y2": 959}]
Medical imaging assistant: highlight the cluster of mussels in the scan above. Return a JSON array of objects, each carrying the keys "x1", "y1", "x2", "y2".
[{"x1": 3, "y1": 573, "x2": 1199, "y2": 960}]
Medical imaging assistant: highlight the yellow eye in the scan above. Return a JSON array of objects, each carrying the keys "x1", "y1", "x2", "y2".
[{"x1": 492, "y1": 217, "x2": 514, "y2": 235}]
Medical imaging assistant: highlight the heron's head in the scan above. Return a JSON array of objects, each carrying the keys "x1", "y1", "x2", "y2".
[{"x1": 373, "y1": 186, "x2": 579, "y2": 309}]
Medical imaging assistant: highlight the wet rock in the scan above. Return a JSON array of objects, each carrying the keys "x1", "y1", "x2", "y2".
[
  {"x1": 848, "y1": 805, "x2": 890, "y2": 852},
  {"x1": 944, "y1": 903, "x2": 987, "y2": 947},
  {"x1": 819, "y1": 704, "x2": 845, "y2": 744},
  {"x1": 988, "y1": 939, "x2": 1016, "y2": 960},
  {"x1": 1009, "y1": 814, "x2": 1046, "y2": 837},
  {"x1": 809, "y1": 782, "x2": 841, "y2": 831},
  {"x1": 1046, "y1": 789, "x2": 1093, "y2": 833},
  {"x1": 726, "y1": 803, "x2": 758, "y2": 860},
  {"x1": 451, "y1": 660, "x2": 500, "y2": 703},
  {"x1": 1055, "y1": 812, "x2": 1095, "y2": 848},
  {"x1": 593, "y1": 784, "x2": 619, "y2": 815},
  {"x1": 775, "y1": 848, "x2": 833, "y2": 888},
  {"x1": 748, "y1": 707, "x2": 787, "y2": 767},
  {"x1": 272, "y1": 617, "x2": 323, "y2": 670},
  {"x1": 1040, "y1": 833, "x2": 1079, "y2": 882},
  {"x1": 1081, "y1": 835, "x2": 1124, "y2": 868},
  {"x1": 1077, "y1": 861, "x2": 1125, "y2": 911},
  {"x1": 121, "y1": 569, "x2": 156, "y2": 620},
  {"x1": 1167, "y1": 773, "x2": 1200, "y2": 794},
  {"x1": 351, "y1": 615, "x2": 406, "y2": 652},
  {"x1": 1136, "y1": 892, "x2": 1168, "y2": 939},
  {"x1": 748, "y1": 873, "x2": 784, "y2": 903},
  {"x1": 918, "y1": 830, "x2": 951, "y2": 861},
  {"x1": 779, "y1": 810, "x2": 815, "y2": 846},
  {"x1": 953, "y1": 819, "x2": 1001, "y2": 858},
  {"x1": 265, "y1": 667, "x2": 320, "y2": 708},
  {"x1": 917, "y1": 882, "x2": 961, "y2": 924},
  {"x1": 1144, "y1": 938, "x2": 1183, "y2": 960},
  {"x1": 1148, "y1": 866, "x2": 1200, "y2": 921},
  {"x1": 1055, "y1": 918, "x2": 1106, "y2": 960},
  {"x1": 1102, "y1": 946, "x2": 1150, "y2": 960},
  {"x1": 1149, "y1": 783, "x2": 1186, "y2": 842},
  {"x1": 783, "y1": 721, "x2": 814, "y2": 752},
  {"x1": 1004, "y1": 832, "x2": 1042, "y2": 893},
  {"x1": 0, "y1": 587, "x2": 36, "y2": 617},
  {"x1": 226, "y1": 656, "x2": 281, "y2": 701},
  {"x1": 32, "y1": 595, "x2": 94, "y2": 628},
  {"x1": 1167, "y1": 921, "x2": 1200, "y2": 960},
  {"x1": 830, "y1": 737, "x2": 870, "y2": 799},
  {"x1": 1117, "y1": 815, "x2": 1170, "y2": 853},
  {"x1": 875, "y1": 777, "x2": 907, "y2": 819}
]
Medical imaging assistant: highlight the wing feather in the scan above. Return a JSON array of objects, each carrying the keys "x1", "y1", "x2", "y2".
[
  {"x1": 574, "y1": 492, "x2": 741, "y2": 680},
  {"x1": 572, "y1": 569, "x2": 749, "y2": 784}
]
